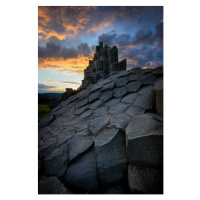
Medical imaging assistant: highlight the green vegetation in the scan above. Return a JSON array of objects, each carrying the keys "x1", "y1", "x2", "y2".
[{"x1": 38, "y1": 104, "x2": 51, "y2": 122}]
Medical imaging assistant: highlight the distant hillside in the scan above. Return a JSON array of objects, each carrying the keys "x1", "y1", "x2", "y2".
[
  {"x1": 38, "y1": 93, "x2": 63, "y2": 104},
  {"x1": 39, "y1": 93, "x2": 62, "y2": 99}
]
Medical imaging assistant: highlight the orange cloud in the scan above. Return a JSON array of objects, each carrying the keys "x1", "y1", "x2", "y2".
[
  {"x1": 38, "y1": 6, "x2": 113, "y2": 42},
  {"x1": 46, "y1": 79, "x2": 81, "y2": 86},
  {"x1": 38, "y1": 55, "x2": 92, "y2": 75},
  {"x1": 127, "y1": 58, "x2": 139, "y2": 66}
]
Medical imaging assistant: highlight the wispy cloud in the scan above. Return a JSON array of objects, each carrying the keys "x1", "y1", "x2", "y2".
[{"x1": 46, "y1": 79, "x2": 81, "y2": 85}]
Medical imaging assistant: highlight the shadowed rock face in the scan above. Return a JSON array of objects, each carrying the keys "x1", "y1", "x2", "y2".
[{"x1": 38, "y1": 66, "x2": 163, "y2": 194}]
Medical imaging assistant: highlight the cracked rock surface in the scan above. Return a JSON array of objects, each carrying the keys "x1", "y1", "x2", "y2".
[{"x1": 38, "y1": 67, "x2": 163, "y2": 194}]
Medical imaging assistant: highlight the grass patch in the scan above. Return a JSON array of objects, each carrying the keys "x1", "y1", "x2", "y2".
[{"x1": 38, "y1": 104, "x2": 51, "y2": 122}]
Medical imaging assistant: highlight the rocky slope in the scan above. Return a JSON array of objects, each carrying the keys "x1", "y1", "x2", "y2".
[{"x1": 38, "y1": 66, "x2": 163, "y2": 194}]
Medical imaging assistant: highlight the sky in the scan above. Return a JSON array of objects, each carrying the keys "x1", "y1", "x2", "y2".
[{"x1": 38, "y1": 6, "x2": 163, "y2": 93}]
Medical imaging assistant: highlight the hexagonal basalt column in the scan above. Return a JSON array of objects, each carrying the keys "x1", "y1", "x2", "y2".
[
  {"x1": 94, "y1": 128, "x2": 127, "y2": 186},
  {"x1": 125, "y1": 114, "x2": 163, "y2": 167},
  {"x1": 64, "y1": 150, "x2": 98, "y2": 194}
]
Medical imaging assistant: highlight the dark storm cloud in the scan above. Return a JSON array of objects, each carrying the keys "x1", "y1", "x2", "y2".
[
  {"x1": 49, "y1": 22, "x2": 66, "y2": 34},
  {"x1": 98, "y1": 29, "x2": 154, "y2": 47},
  {"x1": 78, "y1": 43, "x2": 92, "y2": 57},
  {"x1": 124, "y1": 45, "x2": 163, "y2": 68},
  {"x1": 38, "y1": 36, "x2": 78, "y2": 59},
  {"x1": 38, "y1": 6, "x2": 163, "y2": 69},
  {"x1": 98, "y1": 19, "x2": 163, "y2": 68}
]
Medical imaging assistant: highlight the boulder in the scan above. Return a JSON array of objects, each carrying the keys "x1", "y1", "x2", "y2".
[
  {"x1": 77, "y1": 109, "x2": 93, "y2": 121},
  {"x1": 121, "y1": 93, "x2": 138, "y2": 104},
  {"x1": 64, "y1": 150, "x2": 98, "y2": 193},
  {"x1": 115, "y1": 77, "x2": 128, "y2": 87},
  {"x1": 89, "y1": 115, "x2": 110, "y2": 136},
  {"x1": 108, "y1": 113, "x2": 130, "y2": 129},
  {"x1": 125, "y1": 81, "x2": 142, "y2": 93},
  {"x1": 74, "y1": 115, "x2": 93, "y2": 132},
  {"x1": 51, "y1": 107, "x2": 67, "y2": 118},
  {"x1": 128, "y1": 164, "x2": 163, "y2": 194},
  {"x1": 48, "y1": 116, "x2": 65, "y2": 127},
  {"x1": 88, "y1": 99, "x2": 103, "y2": 109},
  {"x1": 128, "y1": 73, "x2": 141, "y2": 82},
  {"x1": 125, "y1": 105, "x2": 145, "y2": 117},
  {"x1": 74, "y1": 104, "x2": 88, "y2": 115},
  {"x1": 89, "y1": 89, "x2": 101, "y2": 103},
  {"x1": 133, "y1": 91, "x2": 155, "y2": 110},
  {"x1": 104, "y1": 98, "x2": 120, "y2": 108},
  {"x1": 109, "y1": 103, "x2": 129, "y2": 115},
  {"x1": 38, "y1": 137, "x2": 56, "y2": 159},
  {"x1": 101, "y1": 81, "x2": 115, "y2": 92},
  {"x1": 76, "y1": 97, "x2": 88, "y2": 108},
  {"x1": 100, "y1": 90, "x2": 113, "y2": 102},
  {"x1": 93, "y1": 106, "x2": 108, "y2": 117},
  {"x1": 39, "y1": 114, "x2": 54, "y2": 128},
  {"x1": 62, "y1": 115, "x2": 77, "y2": 127},
  {"x1": 62, "y1": 107, "x2": 75, "y2": 117},
  {"x1": 95, "y1": 128, "x2": 127, "y2": 186},
  {"x1": 113, "y1": 87, "x2": 127, "y2": 98},
  {"x1": 138, "y1": 85, "x2": 153, "y2": 95},
  {"x1": 125, "y1": 114, "x2": 163, "y2": 166},
  {"x1": 141, "y1": 73, "x2": 156, "y2": 85},
  {"x1": 38, "y1": 176, "x2": 70, "y2": 194},
  {"x1": 55, "y1": 126, "x2": 75, "y2": 146},
  {"x1": 67, "y1": 130, "x2": 93, "y2": 162},
  {"x1": 43, "y1": 142, "x2": 68, "y2": 177}
]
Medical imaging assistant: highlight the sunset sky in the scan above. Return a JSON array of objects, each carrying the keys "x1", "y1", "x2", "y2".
[{"x1": 38, "y1": 6, "x2": 163, "y2": 93}]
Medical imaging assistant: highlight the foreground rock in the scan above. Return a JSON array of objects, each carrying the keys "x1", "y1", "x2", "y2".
[
  {"x1": 125, "y1": 114, "x2": 163, "y2": 166},
  {"x1": 38, "y1": 66, "x2": 163, "y2": 194},
  {"x1": 64, "y1": 150, "x2": 98, "y2": 194},
  {"x1": 38, "y1": 176, "x2": 70, "y2": 194},
  {"x1": 128, "y1": 164, "x2": 163, "y2": 194},
  {"x1": 95, "y1": 128, "x2": 127, "y2": 186}
]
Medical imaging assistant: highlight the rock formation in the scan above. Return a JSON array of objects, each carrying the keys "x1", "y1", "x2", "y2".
[{"x1": 38, "y1": 43, "x2": 163, "y2": 194}]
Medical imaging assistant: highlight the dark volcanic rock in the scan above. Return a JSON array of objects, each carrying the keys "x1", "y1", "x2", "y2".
[
  {"x1": 125, "y1": 114, "x2": 163, "y2": 166},
  {"x1": 133, "y1": 91, "x2": 155, "y2": 110},
  {"x1": 74, "y1": 115, "x2": 93, "y2": 132},
  {"x1": 125, "y1": 105, "x2": 145, "y2": 117},
  {"x1": 115, "y1": 77, "x2": 128, "y2": 87},
  {"x1": 64, "y1": 150, "x2": 98, "y2": 194},
  {"x1": 93, "y1": 106, "x2": 108, "y2": 117},
  {"x1": 109, "y1": 102, "x2": 129, "y2": 115},
  {"x1": 125, "y1": 80, "x2": 142, "y2": 93},
  {"x1": 39, "y1": 114, "x2": 54, "y2": 128},
  {"x1": 100, "y1": 90, "x2": 113, "y2": 102},
  {"x1": 38, "y1": 67, "x2": 163, "y2": 194},
  {"x1": 67, "y1": 130, "x2": 93, "y2": 162},
  {"x1": 101, "y1": 81, "x2": 115, "y2": 91},
  {"x1": 128, "y1": 164, "x2": 163, "y2": 194},
  {"x1": 128, "y1": 73, "x2": 141, "y2": 82},
  {"x1": 89, "y1": 115, "x2": 110, "y2": 136},
  {"x1": 121, "y1": 93, "x2": 138, "y2": 104},
  {"x1": 38, "y1": 176, "x2": 70, "y2": 194},
  {"x1": 113, "y1": 87, "x2": 127, "y2": 98},
  {"x1": 141, "y1": 73, "x2": 156, "y2": 85},
  {"x1": 55, "y1": 126, "x2": 75, "y2": 146},
  {"x1": 95, "y1": 128, "x2": 127, "y2": 186},
  {"x1": 89, "y1": 89, "x2": 101, "y2": 103},
  {"x1": 108, "y1": 113, "x2": 130, "y2": 129},
  {"x1": 43, "y1": 142, "x2": 68, "y2": 177},
  {"x1": 38, "y1": 137, "x2": 56, "y2": 159}
]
